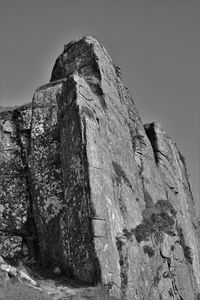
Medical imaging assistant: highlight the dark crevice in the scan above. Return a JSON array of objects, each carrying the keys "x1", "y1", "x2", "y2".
[{"x1": 144, "y1": 123, "x2": 159, "y2": 164}]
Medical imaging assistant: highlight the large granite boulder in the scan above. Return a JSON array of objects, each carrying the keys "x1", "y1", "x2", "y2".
[{"x1": 0, "y1": 36, "x2": 199, "y2": 299}]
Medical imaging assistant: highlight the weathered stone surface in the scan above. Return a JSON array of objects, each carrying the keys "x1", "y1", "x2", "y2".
[
  {"x1": 0, "y1": 36, "x2": 199, "y2": 299},
  {"x1": 29, "y1": 81, "x2": 65, "y2": 268},
  {"x1": 0, "y1": 104, "x2": 32, "y2": 258},
  {"x1": 145, "y1": 122, "x2": 200, "y2": 297}
]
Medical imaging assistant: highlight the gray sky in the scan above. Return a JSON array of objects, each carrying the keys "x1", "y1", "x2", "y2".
[{"x1": 0, "y1": 0, "x2": 199, "y2": 211}]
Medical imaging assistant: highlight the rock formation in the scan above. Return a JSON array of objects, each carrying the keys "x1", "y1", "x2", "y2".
[{"x1": 0, "y1": 36, "x2": 199, "y2": 299}]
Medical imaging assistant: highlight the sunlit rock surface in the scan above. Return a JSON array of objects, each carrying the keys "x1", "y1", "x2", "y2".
[{"x1": 0, "y1": 36, "x2": 199, "y2": 299}]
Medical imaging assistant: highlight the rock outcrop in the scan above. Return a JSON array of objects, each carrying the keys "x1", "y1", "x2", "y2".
[{"x1": 0, "y1": 36, "x2": 199, "y2": 299}]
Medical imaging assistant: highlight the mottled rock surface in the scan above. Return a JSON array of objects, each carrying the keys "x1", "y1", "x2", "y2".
[
  {"x1": 0, "y1": 104, "x2": 32, "y2": 258},
  {"x1": 30, "y1": 82, "x2": 65, "y2": 268},
  {"x1": 0, "y1": 36, "x2": 199, "y2": 299}
]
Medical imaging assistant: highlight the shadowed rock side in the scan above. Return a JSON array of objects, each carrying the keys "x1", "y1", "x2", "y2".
[
  {"x1": 0, "y1": 36, "x2": 199, "y2": 299},
  {"x1": 29, "y1": 82, "x2": 66, "y2": 270}
]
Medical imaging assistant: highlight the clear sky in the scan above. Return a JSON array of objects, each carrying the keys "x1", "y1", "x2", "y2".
[{"x1": 0, "y1": 0, "x2": 199, "y2": 212}]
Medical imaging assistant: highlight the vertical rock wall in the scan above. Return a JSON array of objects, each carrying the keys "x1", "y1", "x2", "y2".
[
  {"x1": 0, "y1": 36, "x2": 199, "y2": 299},
  {"x1": 29, "y1": 81, "x2": 65, "y2": 268},
  {"x1": 58, "y1": 77, "x2": 101, "y2": 282}
]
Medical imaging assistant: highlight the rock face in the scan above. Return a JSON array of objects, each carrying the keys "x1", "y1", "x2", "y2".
[
  {"x1": 0, "y1": 104, "x2": 32, "y2": 258},
  {"x1": 0, "y1": 36, "x2": 199, "y2": 299}
]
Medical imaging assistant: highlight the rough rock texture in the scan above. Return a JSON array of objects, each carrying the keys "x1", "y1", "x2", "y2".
[
  {"x1": 0, "y1": 36, "x2": 199, "y2": 299},
  {"x1": 0, "y1": 104, "x2": 32, "y2": 258},
  {"x1": 30, "y1": 82, "x2": 65, "y2": 268}
]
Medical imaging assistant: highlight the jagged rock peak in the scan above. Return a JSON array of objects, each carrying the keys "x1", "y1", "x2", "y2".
[
  {"x1": 50, "y1": 35, "x2": 117, "y2": 83},
  {"x1": 63, "y1": 35, "x2": 98, "y2": 53},
  {"x1": 0, "y1": 36, "x2": 200, "y2": 300}
]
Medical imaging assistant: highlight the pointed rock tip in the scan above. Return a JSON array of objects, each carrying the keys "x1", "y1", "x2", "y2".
[
  {"x1": 63, "y1": 35, "x2": 101, "y2": 53},
  {"x1": 51, "y1": 35, "x2": 111, "y2": 82}
]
